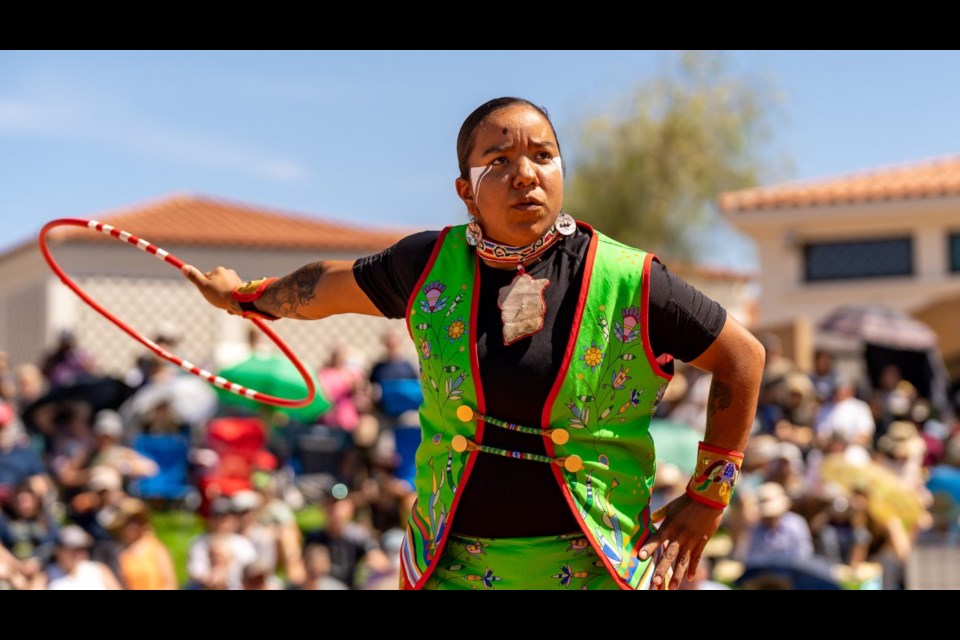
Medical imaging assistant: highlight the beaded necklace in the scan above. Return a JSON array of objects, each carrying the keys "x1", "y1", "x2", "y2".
[
  {"x1": 475, "y1": 226, "x2": 561, "y2": 345},
  {"x1": 474, "y1": 225, "x2": 560, "y2": 266}
]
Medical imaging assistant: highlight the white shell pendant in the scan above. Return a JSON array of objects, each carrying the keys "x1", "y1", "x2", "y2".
[{"x1": 497, "y1": 271, "x2": 550, "y2": 345}]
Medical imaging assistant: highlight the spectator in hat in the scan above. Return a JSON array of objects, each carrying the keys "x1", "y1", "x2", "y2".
[
  {"x1": 70, "y1": 466, "x2": 125, "y2": 523},
  {"x1": 103, "y1": 497, "x2": 176, "y2": 590},
  {"x1": 724, "y1": 434, "x2": 780, "y2": 553},
  {"x1": 186, "y1": 497, "x2": 256, "y2": 590},
  {"x1": 251, "y1": 471, "x2": 306, "y2": 587},
  {"x1": 774, "y1": 372, "x2": 817, "y2": 448},
  {"x1": 68, "y1": 465, "x2": 127, "y2": 561},
  {"x1": 88, "y1": 410, "x2": 158, "y2": 480},
  {"x1": 232, "y1": 490, "x2": 283, "y2": 585},
  {"x1": 809, "y1": 485, "x2": 872, "y2": 569},
  {"x1": 742, "y1": 482, "x2": 814, "y2": 566},
  {"x1": 54, "y1": 409, "x2": 156, "y2": 497},
  {"x1": 877, "y1": 421, "x2": 931, "y2": 508},
  {"x1": 814, "y1": 375, "x2": 876, "y2": 448},
  {"x1": 46, "y1": 525, "x2": 122, "y2": 590}
]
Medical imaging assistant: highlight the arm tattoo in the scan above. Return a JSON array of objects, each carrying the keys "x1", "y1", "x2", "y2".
[
  {"x1": 707, "y1": 381, "x2": 733, "y2": 419},
  {"x1": 259, "y1": 261, "x2": 327, "y2": 319}
]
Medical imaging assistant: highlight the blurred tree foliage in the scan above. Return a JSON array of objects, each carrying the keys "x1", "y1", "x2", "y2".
[{"x1": 565, "y1": 51, "x2": 781, "y2": 262}]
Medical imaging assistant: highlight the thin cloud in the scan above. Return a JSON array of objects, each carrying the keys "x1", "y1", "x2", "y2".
[{"x1": 0, "y1": 91, "x2": 306, "y2": 184}]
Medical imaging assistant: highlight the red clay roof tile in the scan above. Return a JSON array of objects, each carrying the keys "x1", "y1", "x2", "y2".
[
  {"x1": 718, "y1": 155, "x2": 960, "y2": 213},
  {"x1": 50, "y1": 193, "x2": 410, "y2": 251}
]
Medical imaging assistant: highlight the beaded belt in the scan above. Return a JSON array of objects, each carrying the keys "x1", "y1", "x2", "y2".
[{"x1": 453, "y1": 405, "x2": 583, "y2": 473}]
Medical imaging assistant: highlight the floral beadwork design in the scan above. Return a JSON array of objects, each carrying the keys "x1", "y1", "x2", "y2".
[
  {"x1": 447, "y1": 318, "x2": 466, "y2": 341},
  {"x1": 419, "y1": 281, "x2": 448, "y2": 314},
  {"x1": 581, "y1": 341, "x2": 604, "y2": 370},
  {"x1": 613, "y1": 306, "x2": 641, "y2": 343},
  {"x1": 559, "y1": 299, "x2": 663, "y2": 586},
  {"x1": 411, "y1": 275, "x2": 473, "y2": 558},
  {"x1": 411, "y1": 279, "x2": 469, "y2": 415},
  {"x1": 566, "y1": 305, "x2": 650, "y2": 438}
]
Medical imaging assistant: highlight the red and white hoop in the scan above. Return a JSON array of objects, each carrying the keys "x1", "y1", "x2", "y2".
[{"x1": 38, "y1": 218, "x2": 316, "y2": 409}]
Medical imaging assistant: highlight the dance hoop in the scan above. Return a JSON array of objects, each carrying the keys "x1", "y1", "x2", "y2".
[{"x1": 38, "y1": 218, "x2": 316, "y2": 409}]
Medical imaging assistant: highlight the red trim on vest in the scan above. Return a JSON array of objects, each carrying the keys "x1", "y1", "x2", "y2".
[
  {"x1": 540, "y1": 224, "x2": 636, "y2": 589},
  {"x1": 541, "y1": 222, "x2": 597, "y2": 427},
  {"x1": 405, "y1": 227, "x2": 450, "y2": 342},
  {"x1": 399, "y1": 549, "x2": 411, "y2": 590},
  {"x1": 640, "y1": 253, "x2": 674, "y2": 381},
  {"x1": 410, "y1": 237, "x2": 487, "y2": 590}
]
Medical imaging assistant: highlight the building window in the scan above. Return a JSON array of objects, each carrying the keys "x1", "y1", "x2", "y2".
[
  {"x1": 951, "y1": 233, "x2": 960, "y2": 273},
  {"x1": 803, "y1": 237, "x2": 912, "y2": 282}
]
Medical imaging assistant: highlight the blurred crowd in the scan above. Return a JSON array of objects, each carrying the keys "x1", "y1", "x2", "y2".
[
  {"x1": 0, "y1": 328, "x2": 418, "y2": 590},
  {"x1": 661, "y1": 335, "x2": 960, "y2": 590},
  {"x1": 1, "y1": 328, "x2": 958, "y2": 590}
]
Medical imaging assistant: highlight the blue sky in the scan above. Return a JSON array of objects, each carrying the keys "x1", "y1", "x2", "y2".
[{"x1": 3, "y1": 50, "x2": 960, "y2": 266}]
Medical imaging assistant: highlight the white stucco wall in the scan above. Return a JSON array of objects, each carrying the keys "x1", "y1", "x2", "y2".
[
  {"x1": 0, "y1": 241, "x2": 414, "y2": 376},
  {"x1": 0, "y1": 245, "x2": 50, "y2": 367}
]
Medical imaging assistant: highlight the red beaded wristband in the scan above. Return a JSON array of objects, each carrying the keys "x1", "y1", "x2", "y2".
[{"x1": 685, "y1": 441, "x2": 744, "y2": 509}]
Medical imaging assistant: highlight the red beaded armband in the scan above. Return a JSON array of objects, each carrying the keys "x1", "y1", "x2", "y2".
[
  {"x1": 685, "y1": 441, "x2": 743, "y2": 509},
  {"x1": 231, "y1": 277, "x2": 280, "y2": 321}
]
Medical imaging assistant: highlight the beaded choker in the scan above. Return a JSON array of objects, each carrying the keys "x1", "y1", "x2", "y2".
[{"x1": 475, "y1": 226, "x2": 561, "y2": 266}]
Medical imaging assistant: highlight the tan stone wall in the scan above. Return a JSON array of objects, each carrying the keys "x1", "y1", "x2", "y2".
[
  {"x1": 729, "y1": 196, "x2": 960, "y2": 338},
  {"x1": 0, "y1": 247, "x2": 49, "y2": 367},
  {"x1": 915, "y1": 295, "x2": 960, "y2": 378}
]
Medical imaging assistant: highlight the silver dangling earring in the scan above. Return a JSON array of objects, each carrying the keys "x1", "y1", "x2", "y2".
[
  {"x1": 466, "y1": 216, "x2": 483, "y2": 247},
  {"x1": 556, "y1": 211, "x2": 576, "y2": 236}
]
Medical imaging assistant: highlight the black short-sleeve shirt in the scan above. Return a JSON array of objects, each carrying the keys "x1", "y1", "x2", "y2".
[{"x1": 353, "y1": 227, "x2": 726, "y2": 537}]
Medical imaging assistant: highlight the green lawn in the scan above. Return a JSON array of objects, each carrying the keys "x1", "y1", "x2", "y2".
[{"x1": 151, "y1": 509, "x2": 205, "y2": 587}]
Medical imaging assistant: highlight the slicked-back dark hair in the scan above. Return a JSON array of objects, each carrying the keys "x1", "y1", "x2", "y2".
[{"x1": 456, "y1": 97, "x2": 561, "y2": 180}]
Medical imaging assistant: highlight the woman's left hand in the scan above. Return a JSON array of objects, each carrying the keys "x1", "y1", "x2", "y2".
[{"x1": 639, "y1": 494, "x2": 723, "y2": 590}]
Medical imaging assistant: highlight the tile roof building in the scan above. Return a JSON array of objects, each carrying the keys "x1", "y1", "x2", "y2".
[
  {"x1": 720, "y1": 155, "x2": 960, "y2": 376},
  {"x1": 1, "y1": 194, "x2": 411, "y2": 378}
]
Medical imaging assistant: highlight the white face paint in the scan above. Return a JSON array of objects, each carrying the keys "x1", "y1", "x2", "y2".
[
  {"x1": 469, "y1": 156, "x2": 563, "y2": 202},
  {"x1": 469, "y1": 165, "x2": 494, "y2": 201}
]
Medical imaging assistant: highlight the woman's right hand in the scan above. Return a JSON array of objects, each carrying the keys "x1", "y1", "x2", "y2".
[{"x1": 181, "y1": 265, "x2": 243, "y2": 314}]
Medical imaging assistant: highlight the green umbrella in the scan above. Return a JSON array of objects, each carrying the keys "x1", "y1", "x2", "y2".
[
  {"x1": 648, "y1": 419, "x2": 702, "y2": 476},
  {"x1": 215, "y1": 352, "x2": 331, "y2": 423}
]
